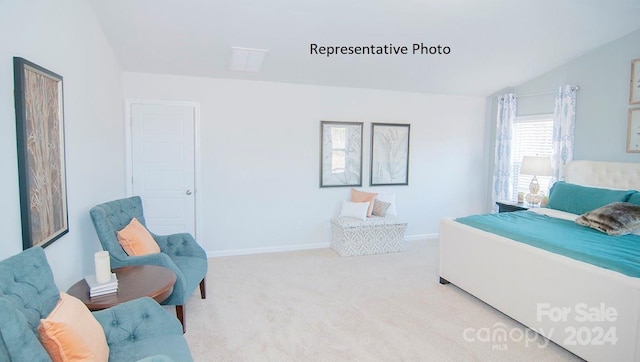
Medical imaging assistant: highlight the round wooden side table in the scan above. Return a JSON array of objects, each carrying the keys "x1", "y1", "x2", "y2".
[{"x1": 67, "y1": 265, "x2": 176, "y2": 310}]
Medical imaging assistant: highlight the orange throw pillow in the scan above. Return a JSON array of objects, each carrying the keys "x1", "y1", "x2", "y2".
[
  {"x1": 38, "y1": 292, "x2": 109, "y2": 362},
  {"x1": 350, "y1": 188, "x2": 378, "y2": 217},
  {"x1": 116, "y1": 217, "x2": 161, "y2": 256}
]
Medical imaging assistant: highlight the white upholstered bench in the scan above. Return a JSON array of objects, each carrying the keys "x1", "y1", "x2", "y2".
[{"x1": 330, "y1": 215, "x2": 408, "y2": 256}]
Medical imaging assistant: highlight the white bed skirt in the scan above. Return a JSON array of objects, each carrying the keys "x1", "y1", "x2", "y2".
[{"x1": 439, "y1": 218, "x2": 640, "y2": 361}]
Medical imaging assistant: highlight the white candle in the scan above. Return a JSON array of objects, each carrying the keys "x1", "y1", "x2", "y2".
[{"x1": 94, "y1": 251, "x2": 111, "y2": 284}]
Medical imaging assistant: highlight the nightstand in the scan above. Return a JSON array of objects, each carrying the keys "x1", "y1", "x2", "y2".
[{"x1": 496, "y1": 201, "x2": 529, "y2": 213}]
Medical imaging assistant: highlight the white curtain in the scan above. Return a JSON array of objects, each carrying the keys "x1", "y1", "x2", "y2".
[
  {"x1": 492, "y1": 93, "x2": 517, "y2": 210},
  {"x1": 551, "y1": 85, "x2": 577, "y2": 182}
]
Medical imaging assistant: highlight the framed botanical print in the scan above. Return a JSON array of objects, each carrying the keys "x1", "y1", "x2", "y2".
[
  {"x1": 631, "y1": 58, "x2": 640, "y2": 105},
  {"x1": 370, "y1": 123, "x2": 410, "y2": 186},
  {"x1": 627, "y1": 109, "x2": 640, "y2": 153},
  {"x1": 320, "y1": 121, "x2": 363, "y2": 187}
]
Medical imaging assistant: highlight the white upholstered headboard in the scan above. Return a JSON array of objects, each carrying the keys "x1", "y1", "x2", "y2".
[{"x1": 565, "y1": 160, "x2": 640, "y2": 190}]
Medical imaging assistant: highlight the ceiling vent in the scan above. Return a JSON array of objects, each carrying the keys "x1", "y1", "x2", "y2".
[{"x1": 230, "y1": 46, "x2": 268, "y2": 72}]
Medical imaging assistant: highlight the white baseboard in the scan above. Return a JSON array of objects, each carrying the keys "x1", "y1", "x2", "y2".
[
  {"x1": 206, "y1": 233, "x2": 439, "y2": 258},
  {"x1": 405, "y1": 233, "x2": 439, "y2": 242},
  {"x1": 207, "y1": 242, "x2": 331, "y2": 258}
]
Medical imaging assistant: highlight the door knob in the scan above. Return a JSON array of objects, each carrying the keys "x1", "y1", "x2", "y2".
[{"x1": 186, "y1": 190, "x2": 192, "y2": 195}]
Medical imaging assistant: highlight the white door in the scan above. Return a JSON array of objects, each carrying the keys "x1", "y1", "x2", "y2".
[{"x1": 129, "y1": 102, "x2": 197, "y2": 237}]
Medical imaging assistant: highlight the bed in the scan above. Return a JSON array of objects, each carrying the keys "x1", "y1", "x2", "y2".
[{"x1": 439, "y1": 160, "x2": 640, "y2": 362}]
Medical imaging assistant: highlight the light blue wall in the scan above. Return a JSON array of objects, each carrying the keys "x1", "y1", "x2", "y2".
[
  {"x1": 485, "y1": 29, "x2": 640, "y2": 203},
  {"x1": 507, "y1": 29, "x2": 640, "y2": 162}
]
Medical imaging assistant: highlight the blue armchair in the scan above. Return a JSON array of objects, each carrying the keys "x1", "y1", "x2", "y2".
[
  {"x1": 90, "y1": 196, "x2": 208, "y2": 332},
  {"x1": 0, "y1": 247, "x2": 193, "y2": 362}
]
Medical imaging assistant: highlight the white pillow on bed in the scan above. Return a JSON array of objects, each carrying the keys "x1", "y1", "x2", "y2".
[
  {"x1": 528, "y1": 207, "x2": 579, "y2": 221},
  {"x1": 338, "y1": 201, "x2": 369, "y2": 221}
]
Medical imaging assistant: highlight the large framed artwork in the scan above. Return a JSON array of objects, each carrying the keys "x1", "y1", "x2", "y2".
[
  {"x1": 370, "y1": 123, "x2": 410, "y2": 186},
  {"x1": 630, "y1": 58, "x2": 640, "y2": 105},
  {"x1": 320, "y1": 121, "x2": 363, "y2": 187},
  {"x1": 13, "y1": 57, "x2": 69, "y2": 249}
]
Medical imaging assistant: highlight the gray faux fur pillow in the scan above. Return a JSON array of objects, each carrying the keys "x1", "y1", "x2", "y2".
[
  {"x1": 371, "y1": 199, "x2": 391, "y2": 217},
  {"x1": 575, "y1": 202, "x2": 640, "y2": 236}
]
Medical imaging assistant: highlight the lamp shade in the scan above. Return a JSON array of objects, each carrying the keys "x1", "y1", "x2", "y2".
[{"x1": 520, "y1": 156, "x2": 552, "y2": 176}]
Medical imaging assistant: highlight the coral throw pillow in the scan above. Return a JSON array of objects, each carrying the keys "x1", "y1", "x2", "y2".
[
  {"x1": 117, "y1": 217, "x2": 161, "y2": 256},
  {"x1": 350, "y1": 189, "x2": 378, "y2": 217},
  {"x1": 38, "y1": 292, "x2": 109, "y2": 362}
]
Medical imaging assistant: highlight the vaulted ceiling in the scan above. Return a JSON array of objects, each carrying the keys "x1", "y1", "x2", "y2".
[{"x1": 88, "y1": 0, "x2": 640, "y2": 96}]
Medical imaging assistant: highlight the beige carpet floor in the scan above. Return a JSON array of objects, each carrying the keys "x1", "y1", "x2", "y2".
[{"x1": 181, "y1": 240, "x2": 582, "y2": 361}]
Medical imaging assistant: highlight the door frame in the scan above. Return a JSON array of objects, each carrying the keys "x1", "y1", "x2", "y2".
[{"x1": 124, "y1": 99, "x2": 202, "y2": 239}]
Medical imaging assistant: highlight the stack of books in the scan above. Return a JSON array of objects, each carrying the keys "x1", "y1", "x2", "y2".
[{"x1": 84, "y1": 273, "x2": 118, "y2": 297}]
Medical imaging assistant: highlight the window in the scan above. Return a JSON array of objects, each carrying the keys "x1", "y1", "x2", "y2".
[{"x1": 510, "y1": 115, "x2": 553, "y2": 200}]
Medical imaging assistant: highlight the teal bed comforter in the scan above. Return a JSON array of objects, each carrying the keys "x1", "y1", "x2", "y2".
[{"x1": 456, "y1": 211, "x2": 640, "y2": 278}]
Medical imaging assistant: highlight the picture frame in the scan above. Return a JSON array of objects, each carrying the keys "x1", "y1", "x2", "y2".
[
  {"x1": 320, "y1": 121, "x2": 363, "y2": 187},
  {"x1": 370, "y1": 123, "x2": 410, "y2": 186},
  {"x1": 630, "y1": 58, "x2": 640, "y2": 105},
  {"x1": 13, "y1": 57, "x2": 69, "y2": 249},
  {"x1": 627, "y1": 109, "x2": 640, "y2": 153}
]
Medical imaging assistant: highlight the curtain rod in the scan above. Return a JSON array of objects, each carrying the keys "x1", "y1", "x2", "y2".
[{"x1": 517, "y1": 86, "x2": 580, "y2": 98}]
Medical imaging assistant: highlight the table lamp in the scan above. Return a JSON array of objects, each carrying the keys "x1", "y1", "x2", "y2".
[{"x1": 520, "y1": 156, "x2": 552, "y2": 207}]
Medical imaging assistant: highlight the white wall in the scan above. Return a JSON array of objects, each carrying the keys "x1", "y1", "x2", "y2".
[
  {"x1": 0, "y1": 0, "x2": 124, "y2": 289},
  {"x1": 124, "y1": 73, "x2": 488, "y2": 255}
]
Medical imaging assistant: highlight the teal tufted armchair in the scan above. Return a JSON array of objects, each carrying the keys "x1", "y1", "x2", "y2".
[
  {"x1": 90, "y1": 196, "x2": 208, "y2": 332},
  {"x1": 0, "y1": 247, "x2": 193, "y2": 361}
]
